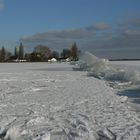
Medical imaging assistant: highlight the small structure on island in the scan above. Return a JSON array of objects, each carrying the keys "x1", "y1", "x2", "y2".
[{"x1": 48, "y1": 58, "x2": 57, "y2": 62}]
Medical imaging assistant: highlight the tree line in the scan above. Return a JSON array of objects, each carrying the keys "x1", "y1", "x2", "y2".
[{"x1": 0, "y1": 42, "x2": 80, "y2": 62}]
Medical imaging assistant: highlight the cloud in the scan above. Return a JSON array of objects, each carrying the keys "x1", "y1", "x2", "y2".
[
  {"x1": 20, "y1": 19, "x2": 140, "y2": 59},
  {"x1": 0, "y1": 0, "x2": 4, "y2": 11},
  {"x1": 20, "y1": 22, "x2": 110, "y2": 50},
  {"x1": 84, "y1": 19, "x2": 140, "y2": 59},
  {"x1": 129, "y1": 19, "x2": 140, "y2": 27},
  {"x1": 21, "y1": 26, "x2": 98, "y2": 41},
  {"x1": 20, "y1": 24, "x2": 100, "y2": 51},
  {"x1": 86, "y1": 22, "x2": 111, "y2": 31},
  {"x1": 122, "y1": 29, "x2": 140, "y2": 37},
  {"x1": 118, "y1": 17, "x2": 140, "y2": 29}
]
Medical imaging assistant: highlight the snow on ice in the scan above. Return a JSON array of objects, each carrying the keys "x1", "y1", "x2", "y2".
[{"x1": 0, "y1": 54, "x2": 140, "y2": 139}]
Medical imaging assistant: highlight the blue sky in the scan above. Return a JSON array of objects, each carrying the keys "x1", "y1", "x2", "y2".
[{"x1": 0, "y1": 0, "x2": 140, "y2": 58}]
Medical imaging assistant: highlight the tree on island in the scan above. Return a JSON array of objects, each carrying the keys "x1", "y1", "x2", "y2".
[
  {"x1": 0, "y1": 46, "x2": 12, "y2": 62},
  {"x1": 14, "y1": 47, "x2": 19, "y2": 59},
  {"x1": 19, "y1": 42, "x2": 24, "y2": 59},
  {"x1": 0, "y1": 46, "x2": 6, "y2": 62},
  {"x1": 70, "y1": 42, "x2": 79, "y2": 61},
  {"x1": 32, "y1": 45, "x2": 52, "y2": 61}
]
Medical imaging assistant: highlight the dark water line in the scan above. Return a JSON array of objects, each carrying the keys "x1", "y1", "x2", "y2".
[{"x1": 117, "y1": 88, "x2": 140, "y2": 104}]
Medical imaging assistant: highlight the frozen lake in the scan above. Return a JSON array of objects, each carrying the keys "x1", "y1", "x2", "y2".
[{"x1": 0, "y1": 62, "x2": 140, "y2": 139}]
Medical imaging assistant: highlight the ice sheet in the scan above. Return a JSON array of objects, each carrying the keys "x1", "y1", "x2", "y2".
[{"x1": 0, "y1": 62, "x2": 139, "y2": 139}]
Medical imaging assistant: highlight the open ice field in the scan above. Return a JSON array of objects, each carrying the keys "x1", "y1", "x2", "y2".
[{"x1": 0, "y1": 55, "x2": 140, "y2": 139}]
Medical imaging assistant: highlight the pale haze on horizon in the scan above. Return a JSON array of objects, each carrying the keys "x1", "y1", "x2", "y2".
[{"x1": 0, "y1": 0, "x2": 140, "y2": 59}]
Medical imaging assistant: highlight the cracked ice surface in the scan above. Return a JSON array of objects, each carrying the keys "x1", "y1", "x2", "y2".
[{"x1": 0, "y1": 63, "x2": 140, "y2": 139}]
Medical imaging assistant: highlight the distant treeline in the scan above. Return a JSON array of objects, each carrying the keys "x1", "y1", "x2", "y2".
[{"x1": 0, "y1": 42, "x2": 80, "y2": 62}]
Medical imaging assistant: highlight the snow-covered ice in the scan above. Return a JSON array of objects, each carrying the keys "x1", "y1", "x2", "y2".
[{"x1": 0, "y1": 60, "x2": 140, "y2": 139}]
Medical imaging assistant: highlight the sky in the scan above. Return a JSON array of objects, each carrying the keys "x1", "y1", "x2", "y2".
[{"x1": 0, "y1": 0, "x2": 140, "y2": 59}]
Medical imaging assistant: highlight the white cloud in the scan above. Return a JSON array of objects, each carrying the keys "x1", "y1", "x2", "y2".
[{"x1": 0, "y1": 0, "x2": 4, "y2": 11}]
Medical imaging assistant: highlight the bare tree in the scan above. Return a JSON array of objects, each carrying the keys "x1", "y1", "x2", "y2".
[{"x1": 33, "y1": 45, "x2": 52, "y2": 61}]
